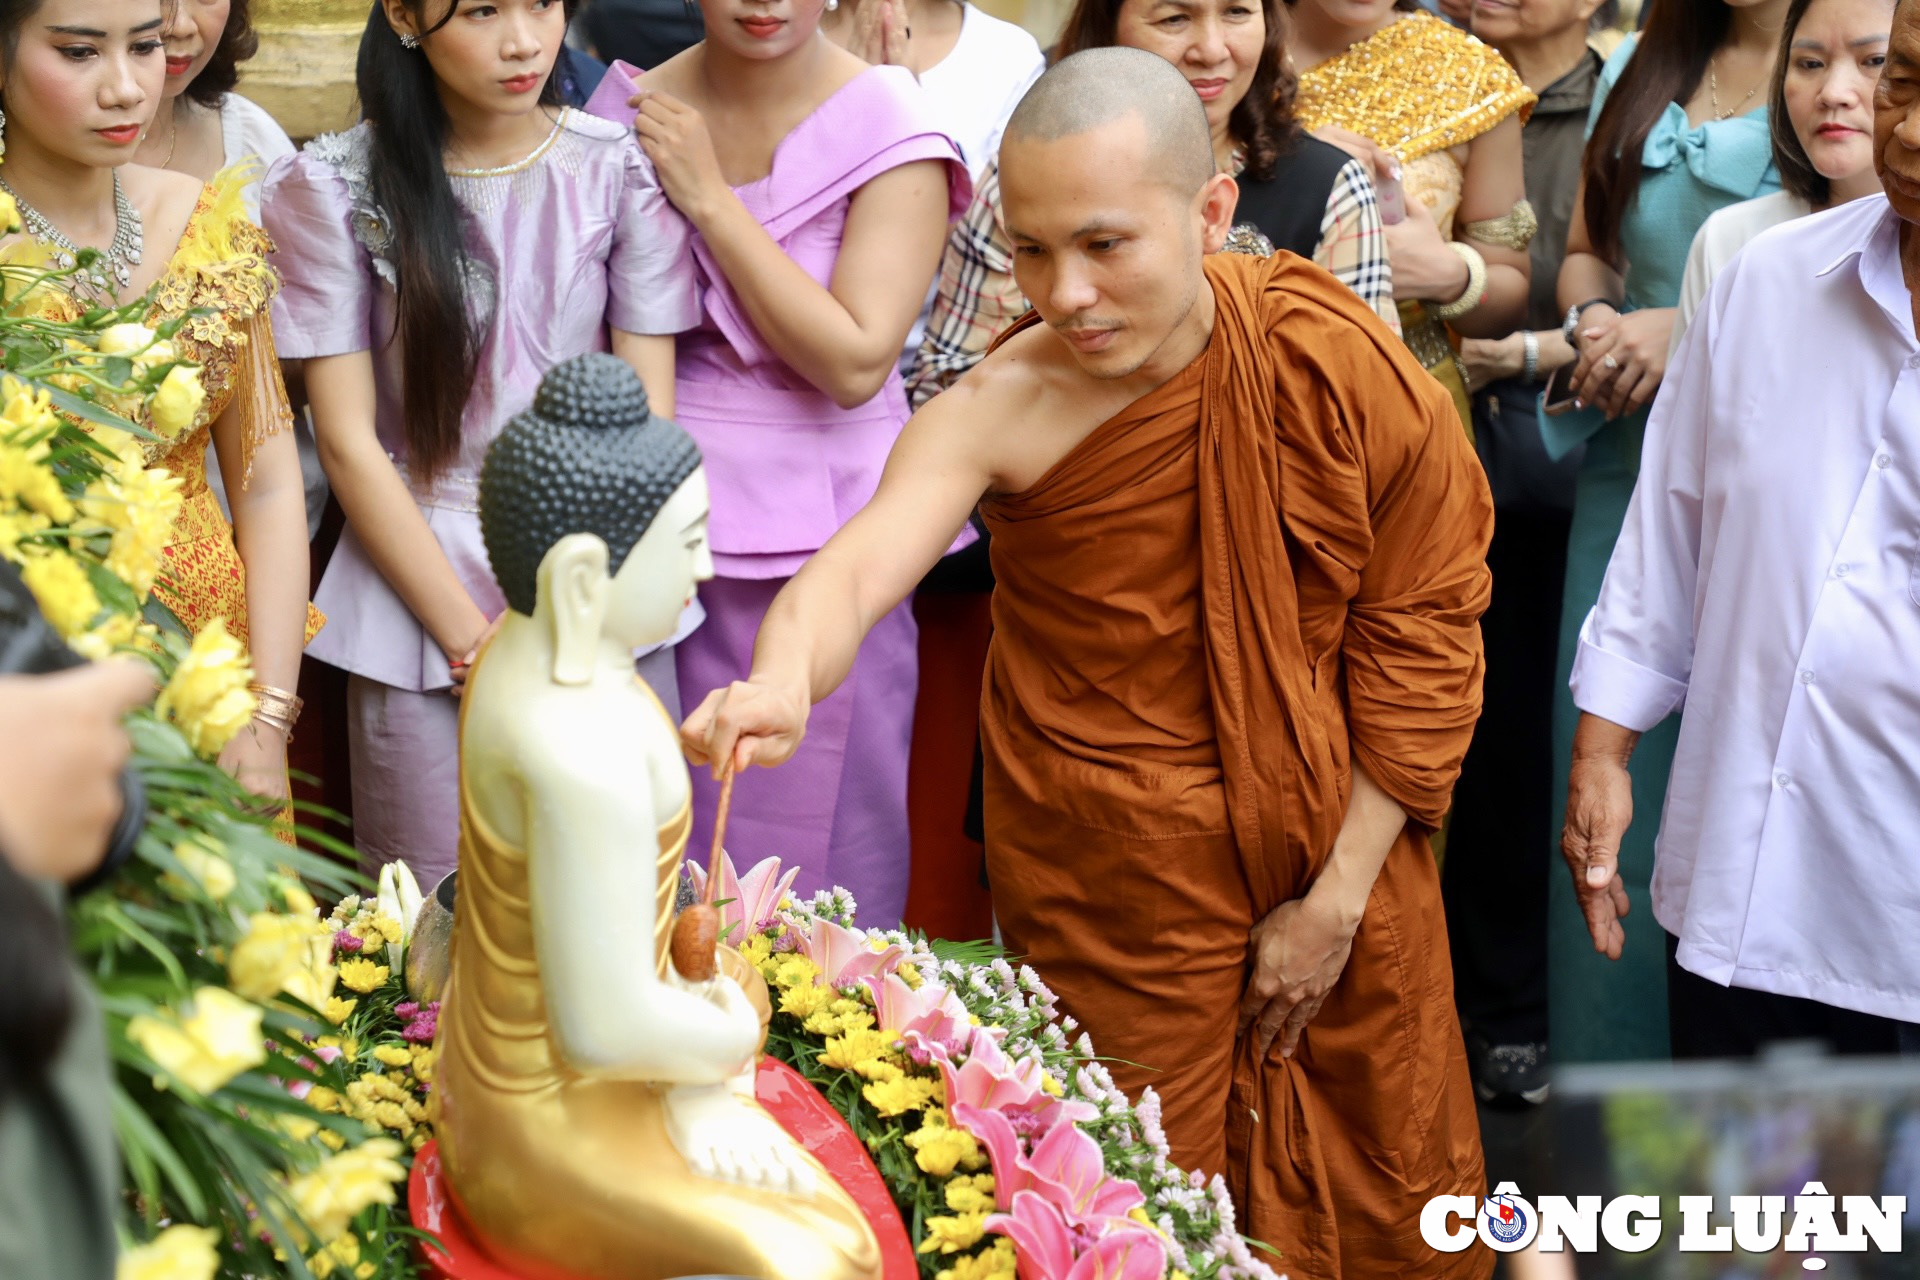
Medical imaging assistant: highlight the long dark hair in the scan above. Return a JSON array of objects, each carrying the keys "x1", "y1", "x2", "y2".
[
  {"x1": 356, "y1": 0, "x2": 572, "y2": 481},
  {"x1": 1581, "y1": 0, "x2": 1734, "y2": 263},
  {"x1": 1060, "y1": 0, "x2": 1298, "y2": 180},
  {"x1": 184, "y1": 0, "x2": 258, "y2": 108}
]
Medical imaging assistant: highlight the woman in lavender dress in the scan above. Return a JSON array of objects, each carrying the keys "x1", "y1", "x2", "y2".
[
  {"x1": 262, "y1": 0, "x2": 699, "y2": 888},
  {"x1": 591, "y1": 0, "x2": 967, "y2": 926}
]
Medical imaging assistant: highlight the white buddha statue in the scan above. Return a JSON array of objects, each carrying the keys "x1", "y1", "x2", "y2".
[{"x1": 435, "y1": 354, "x2": 881, "y2": 1280}]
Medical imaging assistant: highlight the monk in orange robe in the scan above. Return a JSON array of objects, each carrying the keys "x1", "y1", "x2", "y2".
[{"x1": 683, "y1": 47, "x2": 1495, "y2": 1279}]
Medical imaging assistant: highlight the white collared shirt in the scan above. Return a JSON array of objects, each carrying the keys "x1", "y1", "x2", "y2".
[{"x1": 1572, "y1": 195, "x2": 1920, "y2": 1022}]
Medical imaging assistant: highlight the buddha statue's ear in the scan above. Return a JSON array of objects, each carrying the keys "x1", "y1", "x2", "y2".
[{"x1": 539, "y1": 534, "x2": 612, "y2": 687}]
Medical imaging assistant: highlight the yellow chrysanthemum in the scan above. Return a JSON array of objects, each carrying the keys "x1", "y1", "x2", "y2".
[
  {"x1": 738, "y1": 933, "x2": 773, "y2": 969},
  {"x1": 935, "y1": 1238, "x2": 1016, "y2": 1280},
  {"x1": 324, "y1": 997, "x2": 358, "y2": 1025},
  {"x1": 905, "y1": 1115, "x2": 982, "y2": 1178},
  {"x1": 896, "y1": 962, "x2": 922, "y2": 989},
  {"x1": 864, "y1": 1073, "x2": 938, "y2": 1117},
  {"x1": 19, "y1": 551, "x2": 96, "y2": 637},
  {"x1": 307, "y1": 1086, "x2": 342, "y2": 1114},
  {"x1": 284, "y1": 1138, "x2": 406, "y2": 1245},
  {"x1": 372, "y1": 1044, "x2": 413, "y2": 1068},
  {"x1": 0, "y1": 506, "x2": 49, "y2": 561},
  {"x1": 0, "y1": 376, "x2": 55, "y2": 440},
  {"x1": 305, "y1": 1232, "x2": 360, "y2": 1279},
  {"x1": 336, "y1": 958, "x2": 390, "y2": 995},
  {"x1": 68, "y1": 610, "x2": 139, "y2": 661},
  {"x1": 115, "y1": 1224, "x2": 219, "y2": 1280},
  {"x1": 779, "y1": 979, "x2": 831, "y2": 1021},
  {"x1": 769, "y1": 953, "x2": 821, "y2": 992},
  {"x1": 228, "y1": 910, "x2": 335, "y2": 1005},
  {"x1": 945, "y1": 1176, "x2": 995, "y2": 1215},
  {"x1": 126, "y1": 987, "x2": 266, "y2": 1096},
  {"x1": 83, "y1": 453, "x2": 182, "y2": 599},
  {"x1": 916, "y1": 1211, "x2": 988, "y2": 1255},
  {"x1": 819, "y1": 1027, "x2": 898, "y2": 1074},
  {"x1": 148, "y1": 363, "x2": 206, "y2": 438},
  {"x1": 156, "y1": 619, "x2": 256, "y2": 756},
  {"x1": 0, "y1": 442, "x2": 72, "y2": 523}
]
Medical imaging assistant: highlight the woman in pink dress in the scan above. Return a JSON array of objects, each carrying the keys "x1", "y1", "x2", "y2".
[
  {"x1": 264, "y1": 0, "x2": 699, "y2": 889},
  {"x1": 593, "y1": 0, "x2": 968, "y2": 925}
]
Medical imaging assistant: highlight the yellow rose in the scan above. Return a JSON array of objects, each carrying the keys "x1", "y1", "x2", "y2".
[
  {"x1": 335, "y1": 958, "x2": 390, "y2": 995},
  {"x1": 170, "y1": 837, "x2": 235, "y2": 901},
  {"x1": 915, "y1": 1212, "x2": 988, "y2": 1256},
  {"x1": 20, "y1": 552, "x2": 99, "y2": 638},
  {"x1": 148, "y1": 364, "x2": 205, "y2": 439},
  {"x1": 96, "y1": 323, "x2": 162, "y2": 360},
  {"x1": 0, "y1": 442, "x2": 73, "y2": 522},
  {"x1": 228, "y1": 911, "x2": 335, "y2": 1005},
  {"x1": 85, "y1": 457, "x2": 182, "y2": 599},
  {"x1": 156, "y1": 619, "x2": 256, "y2": 756},
  {"x1": 126, "y1": 987, "x2": 266, "y2": 1096},
  {"x1": 115, "y1": 1224, "x2": 219, "y2": 1280},
  {"x1": 0, "y1": 191, "x2": 19, "y2": 236},
  {"x1": 284, "y1": 1138, "x2": 407, "y2": 1244}
]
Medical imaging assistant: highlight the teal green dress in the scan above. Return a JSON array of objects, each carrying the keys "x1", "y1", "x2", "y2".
[{"x1": 1541, "y1": 35, "x2": 1778, "y2": 1063}]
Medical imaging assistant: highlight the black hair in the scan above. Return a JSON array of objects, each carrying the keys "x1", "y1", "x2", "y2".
[
  {"x1": 479, "y1": 353, "x2": 702, "y2": 616},
  {"x1": 356, "y1": 0, "x2": 575, "y2": 482},
  {"x1": 184, "y1": 0, "x2": 259, "y2": 109}
]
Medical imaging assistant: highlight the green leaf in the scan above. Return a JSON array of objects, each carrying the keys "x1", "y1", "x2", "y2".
[
  {"x1": 96, "y1": 901, "x2": 186, "y2": 986},
  {"x1": 83, "y1": 559, "x2": 140, "y2": 616},
  {"x1": 40, "y1": 381, "x2": 149, "y2": 435},
  {"x1": 110, "y1": 1082, "x2": 208, "y2": 1221}
]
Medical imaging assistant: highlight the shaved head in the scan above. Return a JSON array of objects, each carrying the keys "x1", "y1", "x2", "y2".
[{"x1": 1002, "y1": 47, "x2": 1215, "y2": 197}]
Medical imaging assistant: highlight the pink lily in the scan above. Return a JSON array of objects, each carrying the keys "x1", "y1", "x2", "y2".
[
  {"x1": 687, "y1": 852, "x2": 801, "y2": 937},
  {"x1": 953, "y1": 1102, "x2": 1141, "y2": 1223},
  {"x1": 863, "y1": 973, "x2": 971, "y2": 1060},
  {"x1": 799, "y1": 914, "x2": 906, "y2": 989},
  {"x1": 986, "y1": 1190, "x2": 1167, "y2": 1280},
  {"x1": 942, "y1": 1027, "x2": 1098, "y2": 1139}
]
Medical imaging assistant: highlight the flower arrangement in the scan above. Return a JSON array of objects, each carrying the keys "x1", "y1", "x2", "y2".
[
  {"x1": 691, "y1": 855, "x2": 1285, "y2": 1280},
  {"x1": 0, "y1": 223, "x2": 410, "y2": 1276}
]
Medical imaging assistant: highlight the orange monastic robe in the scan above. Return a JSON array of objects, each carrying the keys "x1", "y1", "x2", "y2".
[{"x1": 979, "y1": 252, "x2": 1494, "y2": 1278}]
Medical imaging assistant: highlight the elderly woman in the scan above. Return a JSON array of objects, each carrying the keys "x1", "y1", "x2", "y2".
[{"x1": 1559, "y1": 0, "x2": 1920, "y2": 1059}]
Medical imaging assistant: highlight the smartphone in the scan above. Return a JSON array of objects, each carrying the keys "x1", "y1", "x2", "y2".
[{"x1": 1541, "y1": 363, "x2": 1579, "y2": 416}]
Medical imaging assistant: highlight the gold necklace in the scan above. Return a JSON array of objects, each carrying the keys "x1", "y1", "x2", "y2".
[{"x1": 1708, "y1": 59, "x2": 1763, "y2": 121}]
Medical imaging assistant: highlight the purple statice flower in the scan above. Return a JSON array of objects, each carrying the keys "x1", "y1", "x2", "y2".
[
  {"x1": 333, "y1": 930, "x2": 364, "y2": 954},
  {"x1": 401, "y1": 1001, "x2": 439, "y2": 1043},
  {"x1": 394, "y1": 1002, "x2": 420, "y2": 1021}
]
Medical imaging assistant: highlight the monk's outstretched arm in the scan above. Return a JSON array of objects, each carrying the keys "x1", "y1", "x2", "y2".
[{"x1": 682, "y1": 386, "x2": 996, "y2": 776}]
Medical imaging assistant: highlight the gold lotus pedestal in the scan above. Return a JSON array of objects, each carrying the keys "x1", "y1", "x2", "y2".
[{"x1": 240, "y1": 0, "x2": 368, "y2": 143}]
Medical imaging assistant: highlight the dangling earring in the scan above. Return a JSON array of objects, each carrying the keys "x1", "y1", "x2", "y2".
[{"x1": 399, "y1": 31, "x2": 420, "y2": 48}]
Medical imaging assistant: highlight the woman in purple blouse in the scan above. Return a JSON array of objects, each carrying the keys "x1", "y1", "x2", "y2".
[
  {"x1": 592, "y1": 0, "x2": 968, "y2": 926},
  {"x1": 262, "y1": 0, "x2": 700, "y2": 889}
]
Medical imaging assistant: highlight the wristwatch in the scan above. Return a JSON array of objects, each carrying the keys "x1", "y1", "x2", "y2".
[{"x1": 1562, "y1": 298, "x2": 1615, "y2": 345}]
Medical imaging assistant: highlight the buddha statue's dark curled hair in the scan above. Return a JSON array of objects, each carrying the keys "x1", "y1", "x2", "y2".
[{"x1": 479, "y1": 354, "x2": 702, "y2": 617}]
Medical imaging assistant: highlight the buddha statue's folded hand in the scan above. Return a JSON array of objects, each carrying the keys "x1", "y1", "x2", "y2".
[{"x1": 637, "y1": 964, "x2": 761, "y2": 1084}]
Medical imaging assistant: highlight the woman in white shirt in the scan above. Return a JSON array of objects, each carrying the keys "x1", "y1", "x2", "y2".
[
  {"x1": 1671, "y1": 0, "x2": 1892, "y2": 343},
  {"x1": 135, "y1": 0, "x2": 328, "y2": 537}
]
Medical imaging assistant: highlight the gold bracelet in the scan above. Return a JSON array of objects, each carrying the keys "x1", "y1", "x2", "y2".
[
  {"x1": 247, "y1": 682, "x2": 304, "y2": 728},
  {"x1": 1462, "y1": 199, "x2": 1539, "y2": 252},
  {"x1": 1431, "y1": 242, "x2": 1488, "y2": 322}
]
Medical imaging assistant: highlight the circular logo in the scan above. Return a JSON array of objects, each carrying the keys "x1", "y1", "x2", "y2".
[{"x1": 1479, "y1": 1192, "x2": 1537, "y2": 1251}]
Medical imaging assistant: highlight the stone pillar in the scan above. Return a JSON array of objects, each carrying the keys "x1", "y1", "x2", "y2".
[{"x1": 238, "y1": 0, "x2": 368, "y2": 143}]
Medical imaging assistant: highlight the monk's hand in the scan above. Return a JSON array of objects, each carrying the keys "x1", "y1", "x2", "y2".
[
  {"x1": 1239, "y1": 894, "x2": 1357, "y2": 1062},
  {"x1": 681, "y1": 679, "x2": 810, "y2": 779},
  {"x1": 630, "y1": 89, "x2": 730, "y2": 225},
  {"x1": 1562, "y1": 713, "x2": 1638, "y2": 961}
]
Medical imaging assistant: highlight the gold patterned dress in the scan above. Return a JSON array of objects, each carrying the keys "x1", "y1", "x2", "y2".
[
  {"x1": 65, "y1": 168, "x2": 320, "y2": 643},
  {"x1": 1295, "y1": 11, "x2": 1535, "y2": 428}
]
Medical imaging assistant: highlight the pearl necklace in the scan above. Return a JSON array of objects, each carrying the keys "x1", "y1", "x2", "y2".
[{"x1": 0, "y1": 172, "x2": 144, "y2": 298}]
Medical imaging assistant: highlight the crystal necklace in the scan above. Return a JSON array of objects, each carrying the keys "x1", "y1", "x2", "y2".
[{"x1": 0, "y1": 172, "x2": 144, "y2": 297}]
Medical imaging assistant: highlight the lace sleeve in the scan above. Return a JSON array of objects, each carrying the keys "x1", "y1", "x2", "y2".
[{"x1": 232, "y1": 306, "x2": 296, "y2": 490}]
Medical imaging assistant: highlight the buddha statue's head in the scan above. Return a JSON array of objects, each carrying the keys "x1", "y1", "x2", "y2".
[{"x1": 480, "y1": 354, "x2": 710, "y2": 684}]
